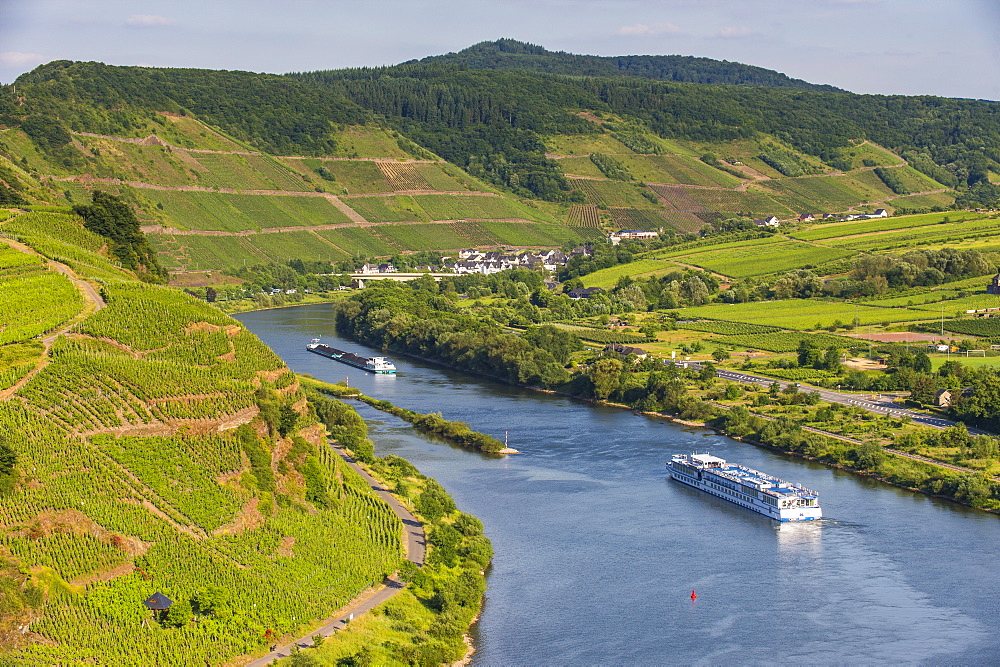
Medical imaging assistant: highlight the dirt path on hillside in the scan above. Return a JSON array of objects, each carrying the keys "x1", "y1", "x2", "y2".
[
  {"x1": 0, "y1": 233, "x2": 106, "y2": 400},
  {"x1": 281, "y1": 155, "x2": 439, "y2": 163},
  {"x1": 70, "y1": 131, "x2": 262, "y2": 156},
  {"x1": 52, "y1": 174, "x2": 497, "y2": 203},
  {"x1": 69, "y1": 131, "x2": 444, "y2": 163},
  {"x1": 142, "y1": 217, "x2": 538, "y2": 236}
]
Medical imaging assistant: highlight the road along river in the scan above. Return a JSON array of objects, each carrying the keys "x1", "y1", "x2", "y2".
[{"x1": 239, "y1": 304, "x2": 1000, "y2": 664}]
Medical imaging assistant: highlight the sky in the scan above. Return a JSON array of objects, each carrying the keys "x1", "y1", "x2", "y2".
[{"x1": 1, "y1": 0, "x2": 998, "y2": 100}]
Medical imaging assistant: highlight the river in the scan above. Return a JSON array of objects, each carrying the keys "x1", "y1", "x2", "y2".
[{"x1": 237, "y1": 304, "x2": 1000, "y2": 664}]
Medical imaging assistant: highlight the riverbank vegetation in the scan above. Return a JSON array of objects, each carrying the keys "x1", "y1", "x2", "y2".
[
  {"x1": 329, "y1": 273, "x2": 1000, "y2": 512},
  {"x1": 301, "y1": 375, "x2": 506, "y2": 454},
  {"x1": 0, "y1": 206, "x2": 493, "y2": 665},
  {"x1": 294, "y1": 384, "x2": 492, "y2": 665}
]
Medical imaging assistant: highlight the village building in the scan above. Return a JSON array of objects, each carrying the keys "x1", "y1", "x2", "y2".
[
  {"x1": 567, "y1": 287, "x2": 603, "y2": 299},
  {"x1": 934, "y1": 389, "x2": 953, "y2": 407},
  {"x1": 604, "y1": 343, "x2": 647, "y2": 359},
  {"x1": 987, "y1": 269, "x2": 1000, "y2": 295}
]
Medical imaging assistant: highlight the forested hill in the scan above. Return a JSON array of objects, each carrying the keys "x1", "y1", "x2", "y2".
[
  {"x1": 7, "y1": 60, "x2": 366, "y2": 156},
  {"x1": 8, "y1": 56, "x2": 999, "y2": 201},
  {"x1": 293, "y1": 62, "x2": 1000, "y2": 199},
  {"x1": 408, "y1": 39, "x2": 844, "y2": 92}
]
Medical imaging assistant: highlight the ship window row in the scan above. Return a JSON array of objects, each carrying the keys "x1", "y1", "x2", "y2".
[{"x1": 708, "y1": 482, "x2": 758, "y2": 505}]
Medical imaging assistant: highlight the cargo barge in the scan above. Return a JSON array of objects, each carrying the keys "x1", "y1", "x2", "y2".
[{"x1": 306, "y1": 340, "x2": 397, "y2": 374}]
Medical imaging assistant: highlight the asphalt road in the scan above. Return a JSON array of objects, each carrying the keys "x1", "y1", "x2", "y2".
[{"x1": 678, "y1": 363, "x2": 963, "y2": 431}]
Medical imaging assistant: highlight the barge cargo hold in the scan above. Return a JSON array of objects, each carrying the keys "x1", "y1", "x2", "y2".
[{"x1": 306, "y1": 341, "x2": 397, "y2": 374}]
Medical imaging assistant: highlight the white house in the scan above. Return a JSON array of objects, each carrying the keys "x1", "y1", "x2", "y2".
[{"x1": 754, "y1": 216, "x2": 780, "y2": 227}]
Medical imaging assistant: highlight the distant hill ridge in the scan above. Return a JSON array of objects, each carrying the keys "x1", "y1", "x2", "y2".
[{"x1": 409, "y1": 38, "x2": 845, "y2": 92}]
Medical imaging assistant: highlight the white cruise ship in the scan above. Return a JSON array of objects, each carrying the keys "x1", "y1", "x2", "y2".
[{"x1": 668, "y1": 453, "x2": 822, "y2": 521}]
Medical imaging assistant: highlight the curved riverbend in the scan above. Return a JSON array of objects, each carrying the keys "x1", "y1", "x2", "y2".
[{"x1": 238, "y1": 304, "x2": 1000, "y2": 664}]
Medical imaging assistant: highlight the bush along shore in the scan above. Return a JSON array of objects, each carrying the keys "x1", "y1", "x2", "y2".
[
  {"x1": 328, "y1": 281, "x2": 1000, "y2": 514},
  {"x1": 300, "y1": 375, "x2": 510, "y2": 454},
  {"x1": 305, "y1": 388, "x2": 493, "y2": 664}
]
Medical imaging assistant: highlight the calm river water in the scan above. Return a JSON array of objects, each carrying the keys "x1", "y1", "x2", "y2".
[{"x1": 238, "y1": 304, "x2": 1000, "y2": 665}]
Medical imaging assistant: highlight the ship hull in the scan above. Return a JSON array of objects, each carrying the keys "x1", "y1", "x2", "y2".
[
  {"x1": 306, "y1": 343, "x2": 396, "y2": 374},
  {"x1": 668, "y1": 454, "x2": 821, "y2": 522}
]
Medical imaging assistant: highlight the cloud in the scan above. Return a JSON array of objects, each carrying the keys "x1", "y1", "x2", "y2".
[
  {"x1": 126, "y1": 14, "x2": 177, "y2": 27},
  {"x1": 0, "y1": 52, "x2": 46, "y2": 67},
  {"x1": 714, "y1": 26, "x2": 753, "y2": 38},
  {"x1": 617, "y1": 22, "x2": 685, "y2": 37}
]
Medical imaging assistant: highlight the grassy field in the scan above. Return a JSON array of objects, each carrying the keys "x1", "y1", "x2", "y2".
[
  {"x1": 791, "y1": 211, "x2": 963, "y2": 241},
  {"x1": 151, "y1": 234, "x2": 271, "y2": 270},
  {"x1": 158, "y1": 114, "x2": 252, "y2": 151},
  {"x1": 332, "y1": 126, "x2": 412, "y2": 158},
  {"x1": 689, "y1": 187, "x2": 795, "y2": 218},
  {"x1": 376, "y1": 223, "x2": 470, "y2": 251},
  {"x1": 823, "y1": 217, "x2": 1000, "y2": 251},
  {"x1": 836, "y1": 142, "x2": 903, "y2": 169},
  {"x1": 478, "y1": 221, "x2": 599, "y2": 246},
  {"x1": 571, "y1": 179, "x2": 661, "y2": 208},
  {"x1": 545, "y1": 134, "x2": 632, "y2": 155},
  {"x1": 931, "y1": 355, "x2": 1000, "y2": 369},
  {"x1": 281, "y1": 158, "x2": 391, "y2": 194},
  {"x1": 315, "y1": 227, "x2": 401, "y2": 257},
  {"x1": 557, "y1": 157, "x2": 606, "y2": 179},
  {"x1": 74, "y1": 138, "x2": 196, "y2": 187},
  {"x1": 761, "y1": 173, "x2": 890, "y2": 212},
  {"x1": 582, "y1": 259, "x2": 681, "y2": 289},
  {"x1": 907, "y1": 293, "x2": 1000, "y2": 314},
  {"x1": 411, "y1": 194, "x2": 557, "y2": 223},
  {"x1": 143, "y1": 190, "x2": 353, "y2": 231},
  {"x1": 244, "y1": 230, "x2": 350, "y2": 263},
  {"x1": 342, "y1": 195, "x2": 426, "y2": 222},
  {"x1": 888, "y1": 192, "x2": 956, "y2": 210},
  {"x1": 675, "y1": 239, "x2": 851, "y2": 278},
  {"x1": 674, "y1": 299, "x2": 938, "y2": 330}
]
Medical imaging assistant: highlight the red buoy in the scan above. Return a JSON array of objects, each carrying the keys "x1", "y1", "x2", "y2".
[{"x1": 690, "y1": 590, "x2": 697, "y2": 600}]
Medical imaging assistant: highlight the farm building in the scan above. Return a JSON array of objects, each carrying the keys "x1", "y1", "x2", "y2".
[
  {"x1": 987, "y1": 270, "x2": 1000, "y2": 295},
  {"x1": 604, "y1": 343, "x2": 647, "y2": 359},
  {"x1": 608, "y1": 230, "x2": 659, "y2": 244},
  {"x1": 934, "y1": 390, "x2": 953, "y2": 407},
  {"x1": 798, "y1": 213, "x2": 815, "y2": 222},
  {"x1": 753, "y1": 216, "x2": 780, "y2": 227},
  {"x1": 143, "y1": 592, "x2": 173, "y2": 613},
  {"x1": 567, "y1": 287, "x2": 603, "y2": 299}
]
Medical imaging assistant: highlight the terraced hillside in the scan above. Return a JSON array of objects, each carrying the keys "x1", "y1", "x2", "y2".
[
  {"x1": 548, "y1": 128, "x2": 953, "y2": 229},
  {"x1": 0, "y1": 119, "x2": 603, "y2": 273},
  {"x1": 0, "y1": 209, "x2": 404, "y2": 664},
  {"x1": 4, "y1": 57, "x2": 988, "y2": 280}
]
